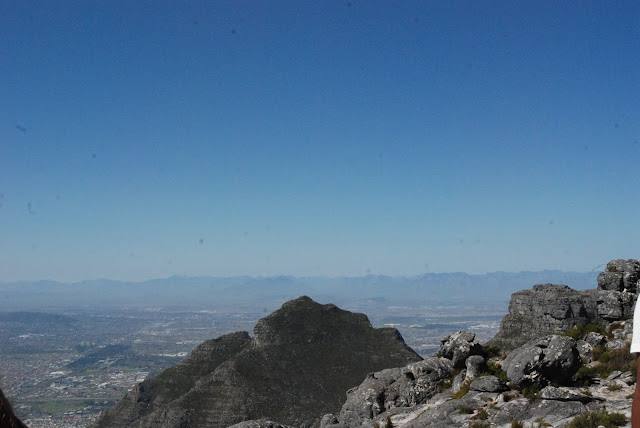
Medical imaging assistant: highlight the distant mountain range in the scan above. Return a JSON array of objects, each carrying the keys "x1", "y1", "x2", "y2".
[{"x1": 0, "y1": 270, "x2": 598, "y2": 312}]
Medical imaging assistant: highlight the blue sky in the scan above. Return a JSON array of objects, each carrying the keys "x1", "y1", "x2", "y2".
[{"x1": 1, "y1": 1, "x2": 639, "y2": 281}]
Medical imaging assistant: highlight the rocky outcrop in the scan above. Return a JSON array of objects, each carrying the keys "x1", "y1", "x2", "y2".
[
  {"x1": 319, "y1": 259, "x2": 638, "y2": 428},
  {"x1": 469, "y1": 375, "x2": 507, "y2": 392},
  {"x1": 501, "y1": 335, "x2": 581, "y2": 388},
  {"x1": 489, "y1": 260, "x2": 639, "y2": 351},
  {"x1": 0, "y1": 388, "x2": 28, "y2": 428},
  {"x1": 436, "y1": 331, "x2": 481, "y2": 368},
  {"x1": 487, "y1": 284, "x2": 598, "y2": 351},
  {"x1": 338, "y1": 357, "x2": 453, "y2": 426},
  {"x1": 92, "y1": 296, "x2": 421, "y2": 428},
  {"x1": 598, "y1": 259, "x2": 640, "y2": 292}
]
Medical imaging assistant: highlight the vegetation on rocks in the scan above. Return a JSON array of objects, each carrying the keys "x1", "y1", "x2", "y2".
[
  {"x1": 562, "y1": 323, "x2": 606, "y2": 340},
  {"x1": 566, "y1": 410, "x2": 626, "y2": 428},
  {"x1": 575, "y1": 342, "x2": 636, "y2": 385}
]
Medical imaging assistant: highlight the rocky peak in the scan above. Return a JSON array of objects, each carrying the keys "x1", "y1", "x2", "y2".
[
  {"x1": 92, "y1": 296, "x2": 421, "y2": 428},
  {"x1": 253, "y1": 296, "x2": 372, "y2": 347},
  {"x1": 598, "y1": 258, "x2": 640, "y2": 292}
]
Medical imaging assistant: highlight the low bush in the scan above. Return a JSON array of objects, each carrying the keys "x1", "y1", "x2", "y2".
[
  {"x1": 521, "y1": 382, "x2": 542, "y2": 399},
  {"x1": 452, "y1": 381, "x2": 470, "y2": 399},
  {"x1": 456, "y1": 404, "x2": 474, "y2": 414},
  {"x1": 574, "y1": 342, "x2": 636, "y2": 385},
  {"x1": 481, "y1": 344, "x2": 504, "y2": 359},
  {"x1": 474, "y1": 408, "x2": 488, "y2": 420},
  {"x1": 486, "y1": 361, "x2": 508, "y2": 381},
  {"x1": 562, "y1": 323, "x2": 606, "y2": 340},
  {"x1": 566, "y1": 410, "x2": 626, "y2": 428}
]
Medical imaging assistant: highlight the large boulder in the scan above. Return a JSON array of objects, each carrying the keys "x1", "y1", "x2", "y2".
[
  {"x1": 501, "y1": 335, "x2": 581, "y2": 389},
  {"x1": 594, "y1": 290, "x2": 636, "y2": 320},
  {"x1": 464, "y1": 355, "x2": 486, "y2": 381},
  {"x1": 597, "y1": 259, "x2": 640, "y2": 292},
  {"x1": 469, "y1": 375, "x2": 507, "y2": 392},
  {"x1": 338, "y1": 357, "x2": 453, "y2": 427},
  {"x1": 436, "y1": 331, "x2": 481, "y2": 368}
]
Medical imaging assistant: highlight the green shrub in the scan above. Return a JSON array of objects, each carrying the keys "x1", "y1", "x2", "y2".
[
  {"x1": 574, "y1": 342, "x2": 636, "y2": 385},
  {"x1": 566, "y1": 410, "x2": 627, "y2": 428},
  {"x1": 521, "y1": 382, "x2": 542, "y2": 399},
  {"x1": 481, "y1": 344, "x2": 504, "y2": 359},
  {"x1": 456, "y1": 404, "x2": 474, "y2": 414},
  {"x1": 474, "y1": 408, "x2": 488, "y2": 420},
  {"x1": 562, "y1": 323, "x2": 605, "y2": 340},
  {"x1": 511, "y1": 421, "x2": 524, "y2": 428},
  {"x1": 485, "y1": 361, "x2": 508, "y2": 381},
  {"x1": 469, "y1": 422, "x2": 490, "y2": 428},
  {"x1": 607, "y1": 384, "x2": 622, "y2": 391},
  {"x1": 591, "y1": 344, "x2": 606, "y2": 361},
  {"x1": 452, "y1": 381, "x2": 470, "y2": 399}
]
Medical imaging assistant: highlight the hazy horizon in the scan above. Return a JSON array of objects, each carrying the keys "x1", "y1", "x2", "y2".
[{"x1": 1, "y1": 265, "x2": 605, "y2": 284}]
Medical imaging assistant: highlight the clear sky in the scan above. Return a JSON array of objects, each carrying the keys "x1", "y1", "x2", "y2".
[{"x1": 1, "y1": 1, "x2": 639, "y2": 281}]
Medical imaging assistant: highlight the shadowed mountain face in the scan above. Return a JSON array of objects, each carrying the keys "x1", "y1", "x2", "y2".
[
  {"x1": 91, "y1": 296, "x2": 422, "y2": 428},
  {"x1": 0, "y1": 388, "x2": 28, "y2": 428}
]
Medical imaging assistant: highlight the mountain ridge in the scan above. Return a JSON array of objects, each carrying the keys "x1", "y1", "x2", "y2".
[{"x1": 0, "y1": 270, "x2": 598, "y2": 311}]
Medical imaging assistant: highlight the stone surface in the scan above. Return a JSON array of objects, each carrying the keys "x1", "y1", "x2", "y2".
[
  {"x1": 539, "y1": 386, "x2": 592, "y2": 403},
  {"x1": 598, "y1": 259, "x2": 640, "y2": 292},
  {"x1": 594, "y1": 290, "x2": 635, "y2": 321},
  {"x1": 488, "y1": 284, "x2": 600, "y2": 351},
  {"x1": 436, "y1": 331, "x2": 481, "y2": 368},
  {"x1": 451, "y1": 370, "x2": 466, "y2": 394},
  {"x1": 489, "y1": 398, "x2": 601, "y2": 428},
  {"x1": 469, "y1": 375, "x2": 507, "y2": 392},
  {"x1": 584, "y1": 332, "x2": 606, "y2": 347},
  {"x1": 464, "y1": 355, "x2": 485, "y2": 381},
  {"x1": 501, "y1": 335, "x2": 581, "y2": 389},
  {"x1": 338, "y1": 357, "x2": 453, "y2": 427},
  {"x1": 576, "y1": 339, "x2": 593, "y2": 362},
  {"x1": 92, "y1": 296, "x2": 421, "y2": 428},
  {"x1": 488, "y1": 267, "x2": 638, "y2": 352},
  {"x1": 228, "y1": 421, "x2": 295, "y2": 428}
]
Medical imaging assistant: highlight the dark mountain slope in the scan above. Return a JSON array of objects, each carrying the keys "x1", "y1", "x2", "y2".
[
  {"x1": 92, "y1": 331, "x2": 252, "y2": 427},
  {"x1": 0, "y1": 388, "x2": 28, "y2": 428}
]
